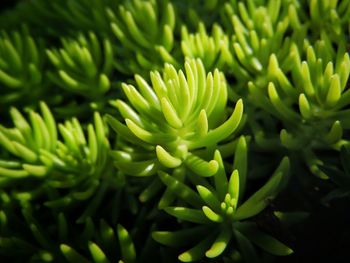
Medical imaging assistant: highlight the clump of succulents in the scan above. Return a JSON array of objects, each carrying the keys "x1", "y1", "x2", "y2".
[{"x1": 1, "y1": 0, "x2": 350, "y2": 262}]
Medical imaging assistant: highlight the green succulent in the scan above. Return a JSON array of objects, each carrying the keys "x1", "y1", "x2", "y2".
[
  {"x1": 178, "y1": 22, "x2": 233, "y2": 71},
  {"x1": 107, "y1": 0, "x2": 177, "y2": 75},
  {"x1": 1, "y1": 0, "x2": 350, "y2": 262},
  {"x1": 107, "y1": 58, "x2": 244, "y2": 178},
  {"x1": 248, "y1": 39, "x2": 350, "y2": 177},
  {"x1": 222, "y1": 0, "x2": 305, "y2": 85},
  {"x1": 0, "y1": 102, "x2": 111, "y2": 211},
  {"x1": 299, "y1": 0, "x2": 350, "y2": 43},
  {"x1": 153, "y1": 142, "x2": 292, "y2": 262},
  {"x1": 0, "y1": 26, "x2": 44, "y2": 110},
  {"x1": 46, "y1": 31, "x2": 113, "y2": 99}
]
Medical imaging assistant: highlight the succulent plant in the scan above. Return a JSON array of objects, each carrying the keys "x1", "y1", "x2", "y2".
[
  {"x1": 107, "y1": 58, "x2": 244, "y2": 178},
  {"x1": 248, "y1": 40, "x2": 350, "y2": 177},
  {"x1": 222, "y1": 0, "x2": 305, "y2": 85},
  {"x1": 178, "y1": 22, "x2": 233, "y2": 71},
  {"x1": 299, "y1": 0, "x2": 350, "y2": 43},
  {"x1": 153, "y1": 142, "x2": 292, "y2": 262},
  {"x1": 46, "y1": 31, "x2": 113, "y2": 98},
  {"x1": 1, "y1": 0, "x2": 350, "y2": 262},
  {"x1": 0, "y1": 26, "x2": 44, "y2": 110},
  {"x1": 0, "y1": 102, "x2": 111, "y2": 212},
  {"x1": 107, "y1": 0, "x2": 177, "y2": 75}
]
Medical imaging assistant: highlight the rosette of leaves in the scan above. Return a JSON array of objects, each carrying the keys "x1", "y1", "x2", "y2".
[
  {"x1": 223, "y1": 0, "x2": 305, "y2": 86},
  {"x1": 248, "y1": 41, "x2": 350, "y2": 178},
  {"x1": 0, "y1": 26, "x2": 44, "y2": 110},
  {"x1": 107, "y1": 58, "x2": 243, "y2": 178},
  {"x1": 47, "y1": 32, "x2": 113, "y2": 98},
  {"x1": 178, "y1": 22, "x2": 233, "y2": 71},
  {"x1": 0, "y1": 102, "x2": 111, "y2": 212},
  {"x1": 107, "y1": 0, "x2": 177, "y2": 75},
  {"x1": 298, "y1": 0, "x2": 350, "y2": 43},
  {"x1": 153, "y1": 140, "x2": 292, "y2": 262}
]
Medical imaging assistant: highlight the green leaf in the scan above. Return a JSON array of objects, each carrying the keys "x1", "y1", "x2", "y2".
[
  {"x1": 190, "y1": 99, "x2": 243, "y2": 148},
  {"x1": 202, "y1": 206, "x2": 223, "y2": 223},
  {"x1": 185, "y1": 153, "x2": 218, "y2": 177},
  {"x1": 117, "y1": 224, "x2": 136, "y2": 263},
  {"x1": 178, "y1": 234, "x2": 215, "y2": 262},
  {"x1": 60, "y1": 244, "x2": 90, "y2": 263},
  {"x1": 159, "y1": 171, "x2": 202, "y2": 207},
  {"x1": 205, "y1": 227, "x2": 232, "y2": 258},
  {"x1": 88, "y1": 242, "x2": 110, "y2": 263},
  {"x1": 213, "y1": 150, "x2": 228, "y2": 200},
  {"x1": 233, "y1": 136, "x2": 247, "y2": 198},
  {"x1": 234, "y1": 158, "x2": 289, "y2": 220},
  {"x1": 164, "y1": 207, "x2": 210, "y2": 224},
  {"x1": 237, "y1": 223, "x2": 293, "y2": 256},
  {"x1": 161, "y1": 97, "x2": 183, "y2": 129},
  {"x1": 156, "y1": 145, "x2": 182, "y2": 168},
  {"x1": 152, "y1": 226, "x2": 211, "y2": 247},
  {"x1": 326, "y1": 74, "x2": 341, "y2": 107},
  {"x1": 196, "y1": 185, "x2": 221, "y2": 212},
  {"x1": 114, "y1": 159, "x2": 159, "y2": 177},
  {"x1": 228, "y1": 170, "x2": 240, "y2": 206}
]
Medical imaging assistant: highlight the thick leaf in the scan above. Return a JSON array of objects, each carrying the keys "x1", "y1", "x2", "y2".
[
  {"x1": 60, "y1": 244, "x2": 90, "y2": 263},
  {"x1": 117, "y1": 224, "x2": 136, "y2": 263},
  {"x1": 152, "y1": 226, "x2": 211, "y2": 247},
  {"x1": 159, "y1": 171, "x2": 202, "y2": 207},
  {"x1": 164, "y1": 207, "x2": 210, "y2": 224},
  {"x1": 237, "y1": 223, "x2": 293, "y2": 256},
  {"x1": 234, "y1": 157, "x2": 289, "y2": 220},
  {"x1": 178, "y1": 234, "x2": 215, "y2": 262}
]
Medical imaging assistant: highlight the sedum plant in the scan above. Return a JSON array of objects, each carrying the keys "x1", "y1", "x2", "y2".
[
  {"x1": 0, "y1": 26, "x2": 44, "y2": 110},
  {"x1": 153, "y1": 141, "x2": 292, "y2": 262},
  {"x1": 0, "y1": 102, "x2": 111, "y2": 212},
  {"x1": 46, "y1": 32, "x2": 113, "y2": 99},
  {"x1": 298, "y1": 0, "x2": 350, "y2": 43},
  {"x1": 173, "y1": 22, "x2": 233, "y2": 71},
  {"x1": 248, "y1": 40, "x2": 350, "y2": 177},
  {"x1": 107, "y1": 58, "x2": 244, "y2": 178},
  {"x1": 107, "y1": 0, "x2": 177, "y2": 75},
  {"x1": 222, "y1": 0, "x2": 305, "y2": 85},
  {"x1": 1, "y1": 0, "x2": 350, "y2": 262}
]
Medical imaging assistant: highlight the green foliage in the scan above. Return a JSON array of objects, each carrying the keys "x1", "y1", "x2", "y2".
[
  {"x1": 107, "y1": 0, "x2": 176, "y2": 75},
  {"x1": 46, "y1": 32, "x2": 113, "y2": 98},
  {"x1": 178, "y1": 22, "x2": 233, "y2": 71},
  {"x1": 107, "y1": 59, "x2": 243, "y2": 177},
  {"x1": 223, "y1": 0, "x2": 304, "y2": 84},
  {"x1": 153, "y1": 146, "x2": 291, "y2": 262},
  {"x1": 0, "y1": 0, "x2": 349, "y2": 262},
  {"x1": 0, "y1": 102, "x2": 111, "y2": 209},
  {"x1": 0, "y1": 26, "x2": 44, "y2": 110}
]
